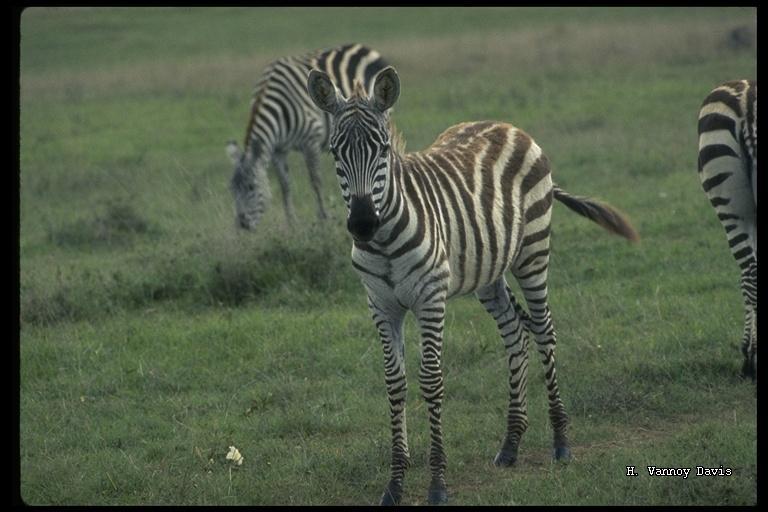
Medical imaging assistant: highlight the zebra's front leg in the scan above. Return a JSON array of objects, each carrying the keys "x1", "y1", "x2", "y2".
[
  {"x1": 273, "y1": 153, "x2": 297, "y2": 225},
  {"x1": 477, "y1": 279, "x2": 530, "y2": 467},
  {"x1": 515, "y1": 270, "x2": 571, "y2": 461},
  {"x1": 303, "y1": 146, "x2": 328, "y2": 220},
  {"x1": 415, "y1": 299, "x2": 449, "y2": 505},
  {"x1": 368, "y1": 298, "x2": 410, "y2": 506}
]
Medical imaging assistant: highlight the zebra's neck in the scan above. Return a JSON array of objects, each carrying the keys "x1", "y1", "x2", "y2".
[
  {"x1": 243, "y1": 91, "x2": 276, "y2": 166},
  {"x1": 244, "y1": 135, "x2": 273, "y2": 168}
]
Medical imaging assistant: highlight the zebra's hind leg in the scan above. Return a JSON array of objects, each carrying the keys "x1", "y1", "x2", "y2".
[
  {"x1": 303, "y1": 146, "x2": 329, "y2": 220},
  {"x1": 367, "y1": 296, "x2": 411, "y2": 506},
  {"x1": 740, "y1": 260, "x2": 757, "y2": 381},
  {"x1": 513, "y1": 263, "x2": 571, "y2": 462},
  {"x1": 477, "y1": 278, "x2": 530, "y2": 468}
]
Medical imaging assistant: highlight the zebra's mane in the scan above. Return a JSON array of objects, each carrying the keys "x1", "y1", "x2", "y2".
[
  {"x1": 388, "y1": 116, "x2": 407, "y2": 157},
  {"x1": 351, "y1": 79, "x2": 368, "y2": 100}
]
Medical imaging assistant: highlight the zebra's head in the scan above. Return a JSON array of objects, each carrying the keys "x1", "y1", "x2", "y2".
[
  {"x1": 226, "y1": 141, "x2": 270, "y2": 231},
  {"x1": 307, "y1": 66, "x2": 400, "y2": 242}
]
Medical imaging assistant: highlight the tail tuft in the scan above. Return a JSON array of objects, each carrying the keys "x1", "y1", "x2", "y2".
[{"x1": 552, "y1": 184, "x2": 639, "y2": 242}]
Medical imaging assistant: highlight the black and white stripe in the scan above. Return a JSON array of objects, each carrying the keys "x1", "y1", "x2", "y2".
[
  {"x1": 226, "y1": 44, "x2": 388, "y2": 230},
  {"x1": 697, "y1": 79, "x2": 757, "y2": 379},
  {"x1": 308, "y1": 66, "x2": 639, "y2": 505}
]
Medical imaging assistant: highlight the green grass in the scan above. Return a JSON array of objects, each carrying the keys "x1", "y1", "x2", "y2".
[{"x1": 19, "y1": 6, "x2": 756, "y2": 506}]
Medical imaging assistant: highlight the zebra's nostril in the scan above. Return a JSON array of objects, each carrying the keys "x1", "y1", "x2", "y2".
[
  {"x1": 348, "y1": 195, "x2": 380, "y2": 240},
  {"x1": 347, "y1": 214, "x2": 379, "y2": 241}
]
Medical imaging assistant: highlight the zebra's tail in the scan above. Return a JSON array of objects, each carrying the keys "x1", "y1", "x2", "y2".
[{"x1": 552, "y1": 184, "x2": 640, "y2": 242}]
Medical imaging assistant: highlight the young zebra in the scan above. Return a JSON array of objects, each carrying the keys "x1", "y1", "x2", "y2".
[
  {"x1": 226, "y1": 44, "x2": 388, "y2": 230},
  {"x1": 697, "y1": 79, "x2": 757, "y2": 380},
  {"x1": 307, "y1": 66, "x2": 639, "y2": 505}
]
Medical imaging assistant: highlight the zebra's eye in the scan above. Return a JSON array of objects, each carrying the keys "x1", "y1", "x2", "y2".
[{"x1": 380, "y1": 144, "x2": 390, "y2": 158}]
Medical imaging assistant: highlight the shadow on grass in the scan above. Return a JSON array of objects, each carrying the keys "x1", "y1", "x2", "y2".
[{"x1": 568, "y1": 350, "x2": 747, "y2": 420}]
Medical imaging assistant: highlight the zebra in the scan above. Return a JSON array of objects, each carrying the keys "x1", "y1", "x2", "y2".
[
  {"x1": 697, "y1": 79, "x2": 757, "y2": 380},
  {"x1": 226, "y1": 44, "x2": 388, "y2": 230},
  {"x1": 307, "y1": 66, "x2": 639, "y2": 505}
]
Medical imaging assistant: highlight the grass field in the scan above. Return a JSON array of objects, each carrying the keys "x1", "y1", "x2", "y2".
[{"x1": 18, "y1": 7, "x2": 757, "y2": 506}]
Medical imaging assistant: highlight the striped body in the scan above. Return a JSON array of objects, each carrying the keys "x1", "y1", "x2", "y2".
[
  {"x1": 352, "y1": 122, "x2": 554, "y2": 306},
  {"x1": 227, "y1": 44, "x2": 388, "y2": 230},
  {"x1": 308, "y1": 66, "x2": 638, "y2": 505},
  {"x1": 697, "y1": 79, "x2": 757, "y2": 379}
]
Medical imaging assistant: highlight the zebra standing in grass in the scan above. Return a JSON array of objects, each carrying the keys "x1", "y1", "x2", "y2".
[
  {"x1": 307, "y1": 66, "x2": 639, "y2": 505},
  {"x1": 697, "y1": 79, "x2": 757, "y2": 380},
  {"x1": 226, "y1": 44, "x2": 388, "y2": 230}
]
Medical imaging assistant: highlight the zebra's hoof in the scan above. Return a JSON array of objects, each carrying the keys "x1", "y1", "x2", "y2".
[
  {"x1": 493, "y1": 449, "x2": 518, "y2": 467},
  {"x1": 379, "y1": 482, "x2": 403, "y2": 506},
  {"x1": 427, "y1": 486, "x2": 448, "y2": 505},
  {"x1": 741, "y1": 357, "x2": 756, "y2": 382},
  {"x1": 553, "y1": 445, "x2": 572, "y2": 462}
]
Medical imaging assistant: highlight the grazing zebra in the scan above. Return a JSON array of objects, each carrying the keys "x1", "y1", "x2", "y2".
[
  {"x1": 307, "y1": 66, "x2": 639, "y2": 505},
  {"x1": 226, "y1": 44, "x2": 388, "y2": 230},
  {"x1": 697, "y1": 79, "x2": 757, "y2": 380}
]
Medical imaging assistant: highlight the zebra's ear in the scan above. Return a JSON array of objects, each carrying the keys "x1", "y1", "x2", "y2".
[
  {"x1": 226, "y1": 140, "x2": 243, "y2": 164},
  {"x1": 372, "y1": 66, "x2": 400, "y2": 113},
  {"x1": 307, "y1": 69, "x2": 341, "y2": 115}
]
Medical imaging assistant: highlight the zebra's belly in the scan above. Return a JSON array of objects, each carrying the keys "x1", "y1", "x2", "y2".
[
  {"x1": 351, "y1": 199, "x2": 529, "y2": 307},
  {"x1": 444, "y1": 251, "x2": 515, "y2": 299},
  {"x1": 443, "y1": 207, "x2": 526, "y2": 298},
  {"x1": 353, "y1": 248, "x2": 518, "y2": 308}
]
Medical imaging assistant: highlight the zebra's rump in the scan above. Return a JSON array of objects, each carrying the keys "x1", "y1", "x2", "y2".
[
  {"x1": 696, "y1": 80, "x2": 757, "y2": 378},
  {"x1": 697, "y1": 80, "x2": 757, "y2": 214}
]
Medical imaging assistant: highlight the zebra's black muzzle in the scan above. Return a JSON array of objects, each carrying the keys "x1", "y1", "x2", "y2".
[{"x1": 348, "y1": 196, "x2": 380, "y2": 242}]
